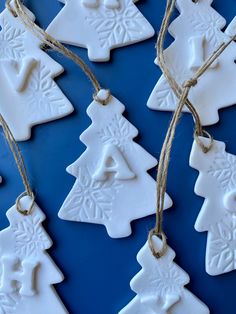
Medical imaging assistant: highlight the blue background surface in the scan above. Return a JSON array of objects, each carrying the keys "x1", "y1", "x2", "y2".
[{"x1": 0, "y1": 0, "x2": 235, "y2": 313}]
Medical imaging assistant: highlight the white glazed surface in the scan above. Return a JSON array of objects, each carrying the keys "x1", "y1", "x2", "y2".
[
  {"x1": 190, "y1": 137, "x2": 236, "y2": 275},
  {"x1": 59, "y1": 91, "x2": 172, "y2": 238},
  {"x1": 147, "y1": 0, "x2": 236, "y2": 126},
  {"x1": 0, "y1": 6, "x2": 73, "y2": 141},
  {"x1": 0, "y1": 196, "x2": 68, "y2": 313},
  {"x1": 47, "y1": 0, "x2": 155, "y2": 62},
  {"x1": 119, "y1": 237, "x2": 210, "y2": 314}
]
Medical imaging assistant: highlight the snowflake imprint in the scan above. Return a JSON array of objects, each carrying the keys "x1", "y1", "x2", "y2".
[
  {"x1": 0, "y1": 19, "x2": 25, "y2": 60},
  {"x1": 61, "y1": 166, "x2": 122, "y2": 221},
  {"x1": 144, "y1": 256, "x2": 187, "y2": 299},
  {"x1": 190, "y1": 11, "x2": 225, "y2": 49},
  {"x1": 208, "y1": 152, "x2": 236, "y2": 191},
  {"x1": 12, "y1": 215, "x2": 51, "y2": 257},
  {"x1": 86, "y1": 0, "x2": 146, "y2": 48},
  {"x1": 98, "y1": 114, "x2": 133, "y2": 151},
  {"x1": 0, "y1": 292, "x2": 20, "y2": 314},
  {"x1": 208, "y1": 214, "x2": 236, "y2": 274},
  {"x1": 25, "y1": 64, "x2": 67, "y2": 120}
]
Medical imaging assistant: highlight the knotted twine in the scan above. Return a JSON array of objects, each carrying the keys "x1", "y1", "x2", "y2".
[
  {"x1": 148, "y1": 0, "x2": 236, "y2": 258},
  {"x1": 0, "y1": 113, "x2": 35, "y2": 215},
  {"x1": 6, "y1": 0, "x2": 112, "y2": 105},
  {"x1": 7, "y1": 0, "x2": 236, "y2": 250}
]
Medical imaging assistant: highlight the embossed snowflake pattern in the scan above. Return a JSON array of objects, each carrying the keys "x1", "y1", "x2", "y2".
[
  {"x1": 25, "y1": 64, "x2": 67, "y2": 120},
  {"x1": 0, "y1": 19, "x2": 25, "y2": 60},
  {"x1": 152, "y1": 76, "x2": 177, "y2": 110},
  {"x1": 0, "y1": 292, "x2": 20, "y2": 314},
  {"x1": 147, "y1": 261, "x2": 185, "y2": 298},
  {"x1": 61, "y1": 166, "x2": 121, "y2": 221},
  {"x1": 190, "y1": 11, "x2": 225, "y2": 49},
  {"x1": 119, "y1": 239, "x2": 209, "y2": 313},
  {"x1": 208, "y1": 214, "x2": 236, "y2": 274},
  {"x1": 99, "y1": 114, "x2": 133, "y2": 150},
  {"x1": 153, "y1": 59, "x2": 190, "y2": 111},
  {"x1": 86, "y1": 0, "x2": 146, "y2": 48},
  {"x1": 12, "y1": 216, "x2": 51, "y2": 257},
  {"x1": 208, "y1": 152, "x2": 236, "y2": 192}
]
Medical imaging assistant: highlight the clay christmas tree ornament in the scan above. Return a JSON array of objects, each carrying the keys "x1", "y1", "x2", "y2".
[
  {"x1": 0, "y1": 5, "x2": 74, "y2": 141},
  {"x1": 59, "y1": 90, "x2": 172, "y2": 238},
  {"x1": 119, "y1": 236, "x2": 210, "y2": 314},
  {"x1": 190, "y1": 137, "x2": 236, "y2": 276},
  {"x1": 47, "y1": 0, "x2": 155, "y2": 62},
  {"x1": 147, "y1": 0, "x2": 236, "y2": 126},
  {"x1": 0, "y1": 195, "x2": 68, "y2": 313}
]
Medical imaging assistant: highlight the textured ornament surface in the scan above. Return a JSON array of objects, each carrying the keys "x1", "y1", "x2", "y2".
[
  {"x1": 0, "y1": 6, "x2": 73, "y2": 141},
  {"x1": 190, "y1": 137, "x2": 236, "y2": 275},
  {"x1": 59, "y1": 91, "x2": 172, "y2": 238},
  {"x1": 147, "y1": 0, "x2": 236, "y2": 126},
  {"x1": 0, "y1": 196, "x2": 68, "y2": 313},
  {"x1": 47, "y1": 0, "x2": 155, "y2": 62},
  {"x1": 119, "y1": 237, "x2": 210, "y2": 314}
]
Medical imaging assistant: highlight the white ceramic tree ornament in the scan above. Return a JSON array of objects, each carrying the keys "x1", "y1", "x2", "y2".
[
  {"x1": 47, "y1": 0, "x2": 155, "y2": 62},
  {"x1": 59, "y1": 90, "x2": 172, "y2": 238},
  {"x1": 0, "y1": 195, "x2": 68, "y2": 313},
  {"x1": 119, "y1": 236, "x2": 210, "y2": 314},
  {"x1": 0, "y1": 6, "x2": 74, "y2": 141},
  {"x1": 190, "y1": 137, "x2": 236, "y2": 276},
  {"x1": 147, "y1": 0, "x2": 236, "y2": 126}
]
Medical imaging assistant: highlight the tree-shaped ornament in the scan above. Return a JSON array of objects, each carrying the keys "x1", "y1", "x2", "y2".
[
  {"x1": 46, "y1": 0, "x2": 155, "y2": 62},
  {"x1": 147, "y1": 0, "x2": 236, "y2": 126},
  {"x1": 190, "y1": 137, "x2": 236, "y2": 276},
  {"x1": 58, "y1": 90, "x2": 172, "y2": 238},
  {"x1": 119, "y1": 236, "x2": 210, "y2": 314},
  {"x1": 0, "y1": 5, "x2": 74, "y2": 141},
  {"x1": 0, "y1": 195, "x2": 68, "y2": 313}
]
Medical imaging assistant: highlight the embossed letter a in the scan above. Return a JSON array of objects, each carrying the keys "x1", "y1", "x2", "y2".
[
  {"x1": 93, "y1": 144, "x2": 135, "y2": 181},
  {"x1": 0, "y1": 256, "x2": 39, "y2": 296}
]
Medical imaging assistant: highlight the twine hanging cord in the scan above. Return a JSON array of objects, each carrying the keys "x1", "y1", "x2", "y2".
[
  {"x1": 0, "y1": 114, "x2": 35, "y2": 215},
  {"x1": 149, "y1": 0, "x2": 236, "y2": 259},
  {"x1": 7, "y1": 0, "x2": 236, "y2": 246},
  {"x1": 6, "y1": 0, "x2": 112, "y2": 106}
]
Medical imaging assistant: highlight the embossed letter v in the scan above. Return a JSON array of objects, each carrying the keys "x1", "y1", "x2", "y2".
[{"x1": 2, "y1": 57, "x2": 38, "y2": 92}]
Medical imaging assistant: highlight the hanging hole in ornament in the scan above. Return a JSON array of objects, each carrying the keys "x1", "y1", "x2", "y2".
[
  {"x1": 194, "y1": 129, "x2": 213, "y2": 154},
  {"x1": 93, "y1": 89, "x2": 112, "y2": 106},
  {"x1": 148, "y1": 229, "x2": 168, "y2": 259},
  {"x1": 5, "y1": 0, "x2": 18, "y2": 17},
  {"x1": 192, "y1": 0, "x2": 199, "y2": 3},
  {"x1": 16, "y1": 191, "x2": 35, "y2": 216}
]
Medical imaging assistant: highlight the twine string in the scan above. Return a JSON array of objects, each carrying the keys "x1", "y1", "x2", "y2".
[
  {"x1": 149, "y1": 0, "x2": 236, "y2": 258},
  {"x1": 7, "y1": 0, "x2": 236, "y2": 237},
  {"x1": 0, "y1": 114, "x2": 34, "y2": 215},
  {"x1": 6, "y1": 0, "x2": 112, "y2": 104}
]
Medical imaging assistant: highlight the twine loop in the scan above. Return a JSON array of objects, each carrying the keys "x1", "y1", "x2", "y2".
[
  {"x1": 93, "y1": 89, "x2": 112, "y2": 106},
  {"x1": 194, "y1": 129, "x2": 214, "y2": 154},
  {"x1": 148, "y1": 229, "x2": 168, "y2": 259},
  {"x1": 16, "y1": 191, "x2": 35, "y2": 216},
  {"x1": 0, "y1": 112, "x2": 34, "y2": 216}
]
